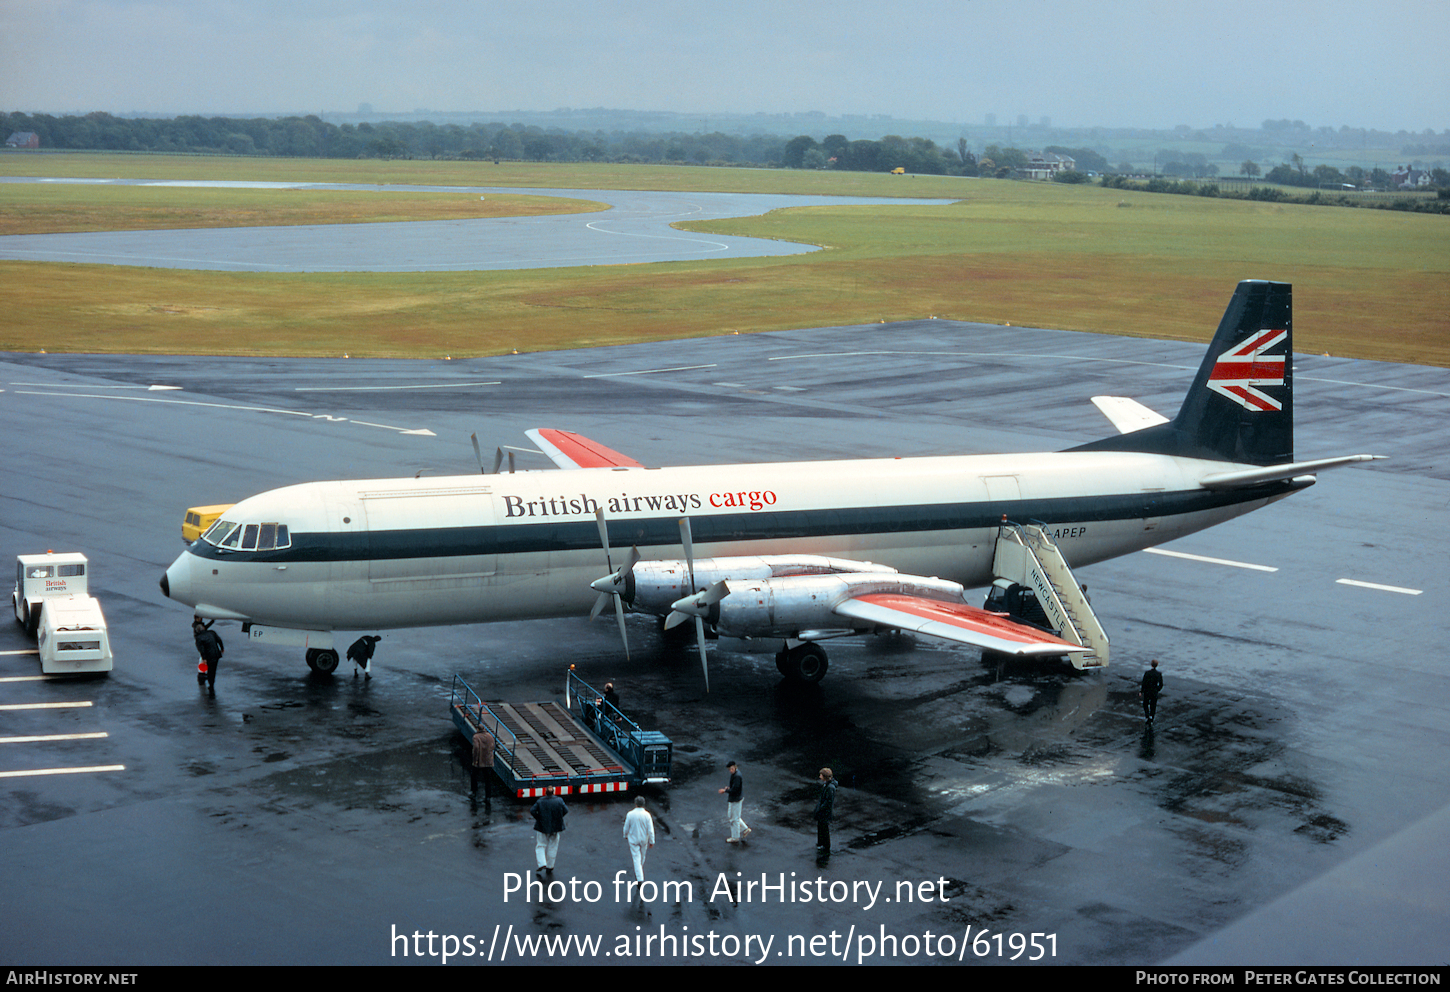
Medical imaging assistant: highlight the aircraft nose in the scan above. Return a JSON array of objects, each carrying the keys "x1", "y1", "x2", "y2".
[{"x1": 161, "y1": 552, "x2": 197, "y2": 607}]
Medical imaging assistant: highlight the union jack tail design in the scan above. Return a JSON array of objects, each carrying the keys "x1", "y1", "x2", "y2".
[
  {"x1": 1207, "y1": 328, "x2": 1287, "y2": 412},
  {"x1": 1071, "y1": 281, "x2": 1293, "y2": 466}
]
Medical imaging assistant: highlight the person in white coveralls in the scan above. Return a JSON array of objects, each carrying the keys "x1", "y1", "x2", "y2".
[{"x1": 623, "y1": 796, "x2": 656, "y2": 882}]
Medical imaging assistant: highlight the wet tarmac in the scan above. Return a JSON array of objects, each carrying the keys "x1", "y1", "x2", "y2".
[{"x1": 1, "y1": 321, "x2": 1446, "y2": 966}]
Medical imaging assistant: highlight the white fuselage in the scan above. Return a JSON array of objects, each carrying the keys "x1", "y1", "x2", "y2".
[{"x1": 162, "y1": 450, "x2": 1295, "y2": 632}]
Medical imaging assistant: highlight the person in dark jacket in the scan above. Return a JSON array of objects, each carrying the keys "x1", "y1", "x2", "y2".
[
  {"x1": 530, "y1": 787, "x2": 568, "y2": 873},
  {"x1": 814, "y1": 767, "x2": 837, "y2": 854},
  {"x1": 1140, "y1": 659, "x2": 1164, "y2": 724},
  {"x1": 719, "y1": 760, "x2": 751, "y2": 843},
  {"x1": 192, "y1": 617, "x2": 223, "y2": 693},
  {"x1": 347, "y1": 635, "x2": 381, "y2": 679},
  {"x1": 470, "y1": 729, "x2": 495, "y2": 795}
]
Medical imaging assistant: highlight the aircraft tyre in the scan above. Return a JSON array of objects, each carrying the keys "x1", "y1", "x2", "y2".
[
  {"x1": 777, "y1": 643, "x2": 829, "y2": 684},
  {"x1": 306, "y1": 648, "x2": 340, "y2": 674}
]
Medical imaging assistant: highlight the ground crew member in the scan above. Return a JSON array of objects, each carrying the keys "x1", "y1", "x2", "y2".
[
  {"x1": 1141, "y1": 659, "x2": 1164, "y2": 724},
  {"x1": 471, "y1": 728, "x2": 495, "y2": 795},
  {"x1": 193, "y1": 617, "x2": 223, "y2": 693},
  {"x1": 720, "y1": 760, "x2": 751, "y2": 843},
  {"x1": 347, "y1": 635, "x2": 380, "y2": 679},
  {"x1": 530, "y1": 787, "x2": 568, "y2": 874},
  {"x1": 815, "y1": 767, "x2": 837, "y2": 855},
  {"x1": 623, "y1": 796, "x2": 655, "y2": 882}
]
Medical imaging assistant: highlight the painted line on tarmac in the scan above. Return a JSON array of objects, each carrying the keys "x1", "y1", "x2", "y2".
[
  {"x1": 1336, "y1": 578, "x2": 1422, "y2": 595},
  {"x1": 1299, "y1": 375, "x2": 1450, "y2": 400},
  {"x1": 0, "y1": 701, "x2": 94, "y2": 711},
  {"x1": 12, "y1": 390, "x2": 435, "y2": 435},
  {"x1": 1142, "y1": 547, "x2": 1278, "y2": 571},
  {"x1": 15, "y1": 389, "x2": 314, "y2": 418},
  {"x1": 0, "y1": 732, "x2": 109, "y2": 744},
  {"x1": 8, "y1": 382, "x2": 182, "y2": 391},
  {"x1": 0, "y1": 764, "x2": 125, "y2": 779},
  {"x1": 582, "y1": 364, "x2": 717, "y2": 378},
  {"x1": 294, "y1": 381, "x2": 500, "y2": 391},
  {"x1": 769, "y1": 349, "x2": 1200, "y2": 373}
]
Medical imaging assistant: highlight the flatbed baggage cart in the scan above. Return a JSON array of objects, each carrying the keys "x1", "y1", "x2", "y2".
[{"x1": 450, "y1": 670, "x2": 671, "y2": 799}]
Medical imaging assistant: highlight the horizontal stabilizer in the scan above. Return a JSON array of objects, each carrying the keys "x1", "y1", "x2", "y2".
[
  {"x1": 835, "y1": 594, "x2": 1090, "y2": 657},
  {"x1": 1199, "y1": 454, "x2": 1385, "y2": 490},
  {"x1": 1092, "y1": 396, "x2": 1170, "y2": 434},
  {"x1": 526, "y1": 428, "x2": 644, "y2": 469}
]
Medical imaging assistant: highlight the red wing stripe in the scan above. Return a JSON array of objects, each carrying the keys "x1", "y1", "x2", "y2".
[
  {"x1": 534, "y1": 429, "x2": 643, "y2": 468},
  {"x1": 850, "y1": 594, "x2": 1083, "y2": 649}
]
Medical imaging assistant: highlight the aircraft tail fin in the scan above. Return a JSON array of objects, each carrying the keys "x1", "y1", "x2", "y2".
[{"x1": 1073, "y1": 280, "x2": 1292, "y2": 465}]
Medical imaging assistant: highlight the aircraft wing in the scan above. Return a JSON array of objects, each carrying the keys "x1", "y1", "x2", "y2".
[
  {"x1": 1091, "y1": 395, "x2": 1170, "y2": 434},
  {"x1": 833, "y1": 594, "x2": 1090, "y2": 657},
  {"x1": 526, "y1": 428, "x2": 644, "y2": 469}
]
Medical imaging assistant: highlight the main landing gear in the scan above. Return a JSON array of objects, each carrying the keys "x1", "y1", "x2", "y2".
[{"x1": 775, "y1": 642, "x2": 829, "y2": 684}]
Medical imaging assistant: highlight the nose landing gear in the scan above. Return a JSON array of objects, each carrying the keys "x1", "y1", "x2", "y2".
[{"x1": 305, "y1": 648, "x2": 340, "y2": 674}]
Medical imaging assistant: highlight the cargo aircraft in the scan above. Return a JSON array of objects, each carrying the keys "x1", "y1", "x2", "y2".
[{"x1": 160, "y1": 282, "x2": 1380, "y2": 685}]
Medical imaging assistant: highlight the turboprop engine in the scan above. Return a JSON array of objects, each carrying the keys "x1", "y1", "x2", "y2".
[
  {"x1": 693, "y1": 572, "x2": 973, "y2": 642},
  {"x1": 621, "y1": 554, "x2": 899, "y2": 620}
]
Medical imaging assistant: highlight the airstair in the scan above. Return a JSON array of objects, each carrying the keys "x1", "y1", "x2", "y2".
[{"x1": 991, "y1": 520, "x2": 1109, "y2": 669}]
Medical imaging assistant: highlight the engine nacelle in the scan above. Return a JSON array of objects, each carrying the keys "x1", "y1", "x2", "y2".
[
  {"x1": 712, "y1": 573, "x2": 970, "y2": 640},
  {"x1": 626, "y1": 554, "x2": 898, "y2": 618}
]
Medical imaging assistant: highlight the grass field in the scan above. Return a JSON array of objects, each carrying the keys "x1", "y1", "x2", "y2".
[
  {"x1": 2, "y1": 154, "x2": 1446, "y2": 366},
  {"x1": 0, "y1": 184, "x2": 606, "y2": 236}
]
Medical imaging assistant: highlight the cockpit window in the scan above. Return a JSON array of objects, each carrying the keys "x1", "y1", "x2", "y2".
[
  {"x1": 202, "y1": 519, "x2": 290, "y2": 551},
  {"x1": 202, "y1": 519, "x2": 237, "y2": 545}
]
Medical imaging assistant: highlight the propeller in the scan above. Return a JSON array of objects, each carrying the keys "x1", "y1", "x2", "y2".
[
  {"x1": 588, "y1": 508, "x2": 637, "y2": 659},
  {"x1": 469, "y1": 434, "x2": 520, "y2": 474},
  {"x1": 669, "y1": 516, "x2": 727, "y2": 693}
]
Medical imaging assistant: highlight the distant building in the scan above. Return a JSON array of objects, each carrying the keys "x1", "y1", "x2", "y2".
[
  {"x1": 1391, "y1": 166, "x2": 1430, "y2": 189},
  {"x1": 5, "y1": 131, "x2": 40, "y2": 149},
  {"x1": 1018, "y1": 152, "x2": 1075, "y2": 180}
]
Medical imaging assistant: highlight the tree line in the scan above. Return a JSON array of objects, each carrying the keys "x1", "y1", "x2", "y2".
[
  {"x1": 3, "y1": 111, "x2": 1113, "y2": 180},
  {"x1": 1, "y1": 111, "x2": 798, "y2": 165},
  {"x1": 1100, "y1": 173, "x2": 1449, "y2": 214}
]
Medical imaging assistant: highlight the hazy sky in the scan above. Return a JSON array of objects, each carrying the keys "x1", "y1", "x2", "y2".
[{"x1": 3, "y1": 0, "x2": 1446, "y2": 133}]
